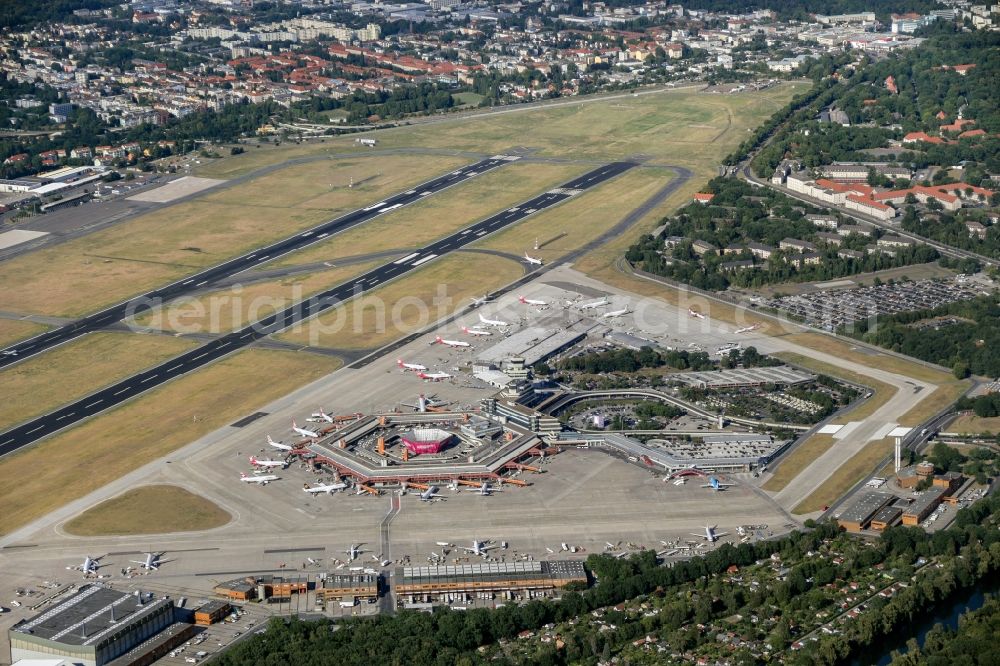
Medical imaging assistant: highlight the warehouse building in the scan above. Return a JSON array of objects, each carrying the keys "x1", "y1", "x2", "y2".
[
  {"x1": 8, "y1": 585, "x2": 179, "y2": 666},
  {"x1": 395, "y1": 560, "x2": 586, "y2": 606},
  {"x1": 837, "y1": 492, "x2": 896, "y2": 532},
  {"x1": 316, "y1": 573, "x2": 379, "y2": 605}
]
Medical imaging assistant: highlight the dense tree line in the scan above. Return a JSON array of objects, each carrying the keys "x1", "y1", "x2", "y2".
[
  {"x1": 849, "y1": 296, "x2": 1000, "y2": 378},
  {"x1": 900, "y1": 206, "x2": 1000, "y2": 261},
  {"x1": 682, "y1": 0, "x2": 945, "y2": 21},
  {"x1": 889, "y1": 596, "x2": 1000, "y2": 665}
]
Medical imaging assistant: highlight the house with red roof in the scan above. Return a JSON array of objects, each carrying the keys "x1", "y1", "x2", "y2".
[
  {"x1": 902, "y1": 132, "x2": 946, "y2": 145},
  {"x1": 693, "y1": 193, "x2": 714, "y2": 204}
]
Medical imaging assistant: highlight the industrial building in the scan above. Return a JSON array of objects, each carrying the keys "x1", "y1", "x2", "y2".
[
  {"x1": 8, "y1": 585, "x2": 181, "y2": 666},
  {"x1": 837, "y1": 492, "x2": 897, "y2": 532},
  {"x1": 394, "y1": 560, "x2": 586, "y2": 606},
  {"x1": 668, "y1": 365, "x2": 815, "y2": 389},
  {"x1": 192, "y1": 601, "x2": 230, "y2": 626},
  {"x1": 315, "y1": 573, "x2": 379, "y2": 606}
]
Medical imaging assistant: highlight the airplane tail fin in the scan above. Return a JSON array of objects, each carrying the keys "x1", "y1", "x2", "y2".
[{"x1": 240, "y1": 472, "x2": 247, "y2": 479}]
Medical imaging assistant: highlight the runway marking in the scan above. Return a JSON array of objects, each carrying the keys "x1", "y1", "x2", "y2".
[
  {"x1": 317, "y1": 233, "x2": 329, "y2": 239},
  {"x1": 301, "y1": 231, "x2": 313, "y2": 237},
  {"x1": 419, "y1": 191, "x2": 432, "y2": 196},
  {"x1": 166, "y1": 364, "x2": 182, "y2": 372},
  {"x1": 191, "y1": 352, "x2": 209, "y2": 361},
  {"x1": 382, "y1": 203, "x2": 403, "y2": 212},
  {"x1": 246, "y1": 253, "x2": 256, "y2": 259},
  {"x1": 411, "y1": 254, "x2": 437, "y2": 267},
  {"x1": 363, "y1": 201, "x2": 386, "y2": 211},
  {"x1": 393, "y1": 252, "x2": 419, "y2": 265},
  {"x1": 405, "y1": 190, "x2": 416, "y2": 195},
  {"x1": 84, "y1": 400, "x2": 103, "y2": 408},
  {"x1": 113, "y1": 387, "x2": 131, "y2": 396},
  {"x1": 476, "y1": 231, "x2": 487, "y2": 236},
  {"x1": 196, "y1": 280, "x2": 207, "y2": 286},
  {"x1": 182, "y1": 279, "x2": 194, "y2": 285},
  {"x1": 25, "y1": 425, "x2": 44, "y2": 435},
  {"x1": 257, "y1": 256, "x2": 269, "y2": 262},
  {"x1": 140, "y1": 375, "x2": 158, "y2": 384}
]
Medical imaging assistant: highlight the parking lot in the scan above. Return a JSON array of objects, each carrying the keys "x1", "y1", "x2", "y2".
[{"x1": 766, "y1": 275, "x2": 993, "y2": 331}]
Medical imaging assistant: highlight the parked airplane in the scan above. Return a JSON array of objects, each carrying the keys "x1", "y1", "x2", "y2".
[
  {"x1": 523, "y1": 253, "x2": 543, "y2": 266},
  {"x1": 461, "y1": 326, "x2": 492, "y2": 336},
  {"x1": 344, "y1": 544, "x2": 363, "y2": 561},
  {"x1": 241, "y1": 472, "x2": 278, "y2": 485},
  {"x1": 735, "y1": 323, "x2": 761, "y2": 334},
  {"x1": 130, "y1": 553, "x2": 165, "y2": 571},
  {"x1": 578, "y1": 298, "x2": 609, "y2": 310},
  {"x1": 419, "y1": 485, "x2": 445, "y2": 501},
  {"x1": 291, "y1": 421, "x2": 320, "y2": 438},
  {"x1": 419, "y1": 371, "x2": 452, "y2": 382},
  {"x1": 434, "y1": 336, "x2": 470, "y2": 348},
  {"x1": 691, "y1": 525, "x2": 728, "y2": 542},
  {"x1": 716, "y1": 342, "x2": 741, "y2": 354},
  {"x1": 249, "y1": 456, "x2": 287, "y2": 469},
  {"x1": 397, "y1": 358, "x2": 428, "y2": 372},
  {"x1": 67, "y1": 556, "x2": 102, "y2": 574},
  {"x1": 602, "y1": 307, "x2": 631, "y2": 318},
  {"x1": 688, "y1": 308, "x2": 707, "y2": 320},
  {"x1": 478, "y1": 482, "x2": 501, "y2": 496},
  {"x1": 459, "y1": 539, "x2": 496, "y2": 556},
  {"x1": 303, "y1": 480, "x2": 349, "y2": 494},
  {"x1": 518, "y1": 295, "x2": 547, "y2": 306},
  {"x1": 309, "y1": 409, "x2": 334, "y2": 423},
  {"x1": 478, "y1": 313, "x2": 509, "y2": 327},
  {"x1": 267, "y1": 435, "x2": 293, "y2": 452},
  {"x1": 701, "y1": 476, "x2": 734, "y2": 492}
]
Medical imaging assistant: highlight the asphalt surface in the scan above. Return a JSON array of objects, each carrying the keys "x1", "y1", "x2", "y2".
[
  {"x1": 0, "y1": 161, "x2": 635, "y2": 456},
  {"x1": 0, "y1": 156, "x2": 517, "y2": 369}
]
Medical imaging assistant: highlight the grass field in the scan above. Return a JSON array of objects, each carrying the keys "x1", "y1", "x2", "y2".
[
  {"x1": 268, "y1": 162, "x2": 583, "y2": 268},
  {"x1": 0, "y1": 319, "x2": 47, "y2": 347},
  {"x1": 198, "y1": 85, "x2": 799, "y2": 179},
  {"x1": 949, "y1": 414, "x2": 1000, "y2": 435},
  {"x1": 278, "y1": 253, "x2": 524, "y2": 350},
  {"x1": 0, "y1": 349, "x2": 341, "y2": 536},
  {"x1": 136, "y1": 263, "x2": 381, "y2": 334},
  {"x1": 64, "y1": 485, "x2": 230, "y2": 536},
  {"x1": 0, "y1": 333, "x2": 196, "y2": 431},
  {"x1": 453, "y1": 92, "x2": 485, "y2": 107},
  {"x1": 0, "y1": 155, "x2": 466, "y2": 318},
  {"x1": 471, "y1": 167, "x2": 674, "y2": 260}
]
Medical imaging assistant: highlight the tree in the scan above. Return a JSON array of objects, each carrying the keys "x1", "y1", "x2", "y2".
[{"x1": 953, "y1": 361, "x2": 970, "y2": 379}]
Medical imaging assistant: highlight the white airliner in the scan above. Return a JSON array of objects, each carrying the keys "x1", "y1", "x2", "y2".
[
  {"x1": 434, "y1": 336, "x2": 470, "y2": 348},
  {"x1": 462, "y1": 326, "x2": 492, "y2": 336},
  {"x1": 241, "y1": 472, "x2": 278, "y2": 485},
  {"x1": 478, "y1": 313, "x2": 509, "y2": 327},
  {"x1": 688, "y1": 308, "x2": 707, "y2": 320},
  {"x1": 523, "y1": 253, "x2": 543, "y2": 266},
  {"x1": 602, "y1": 307, "x2": 631, "y2": 318},
  {"x1": 459, "y1": 539, "x2": 496, "y2": 556},
  {"x1": 419, "y1": 485, "x2": 445, "y2": 501},
  {"x1": 267, "y1": 435, "x2": 293, "y2": 451},
  {"x1": 700, "y1": 476, "x2": 734, "y2": 492},
  {"x1": 131, "y1": 553, "x2": 164, "y2": 571},
  {"x1": 716, "y1": 342, "x2": 741, "y2": 354},
  {"x1": 578, "y1": 298, "x2": 610, "y2": 310},
  {"x1": 345, "y1": 544, "x2": 362, "y2": 561},
  {"x1": 249, "y1": 456, "x2": 286, "y2": 469},
  {"x1": 478, "y1": 482, "x2": 501, "y2": 496},
  {"x1": 735, "y1": 323, "x2": 761, "y2": 334},
  {"x1": 419, "y1": 370, "x2": 452, "y2": 382},
  {"x1": 397, "y1": 358, "x2": 428, "y2": 371},
  {"x1": 518, "y1": 295, "x2": 547, "y2": 306},
  {"x1": 303, "y1": 480, "x2": 348, "y2": 494},
  {"x1": 68, "y1": 556, "x2": 102, "y2": 574},
  {"x1": 691, "y1": 525, "x2": 728, "y2": 542},
  {"x1": 309, "y1": 409, "x2": 334, "y2": 423},
  {"x1": 292, "y1": 420, "x2": 320, "y2": 438}
]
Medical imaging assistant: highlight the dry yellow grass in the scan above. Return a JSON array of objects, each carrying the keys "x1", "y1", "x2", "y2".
[
  {"x1": 64, "y1": 484, "x2": 230, "y2": 536},
  {"x1": 268, "y1": 162, "x2": 583, "y2": 268},
  {"x1": 279, "y1": 253, "x2": 524, "y2": 350},
  {"x1": 0, "y1": 319, "x2": 47, "y2": 347},
  {"x1": 0, "y1": 333, "x2": 196, "y2": 431},
  {"x1": 783, "y1": 332, "x2": 953, "y2": 386},
  {"x1": 471, "y1": 167, "x2": 674, "y2": 260},
  {"x1": 0, "y1": 155, "x2": 467, "y2": 318},
  {"x1": 135, "y1": 262, "x2": 381, "y2": 334},
  {"x1": 0, "y1": 348, "x2": 341, "y2": 536},
  {"x1": 762, "y1": 435, "x2": 836, "y2": 492},
  {"x1": 949, "y1": 414, "x2": 1000, "y2": 435},
  {"x1": 201, "y1": 153, "x2": 466, "y2": 210}
]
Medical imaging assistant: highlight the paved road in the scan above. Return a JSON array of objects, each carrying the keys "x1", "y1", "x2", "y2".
[
  {"x1": 0, "y1": 155, "x2": 518, "y2": 369},
  {"x1": 0, "y1": 162, "x2": 636, "y2": 456}
]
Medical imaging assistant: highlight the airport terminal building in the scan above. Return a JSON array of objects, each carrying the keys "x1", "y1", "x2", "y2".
[{"x1": 8, "y1": 585, "x2": 180, "y2": 666}]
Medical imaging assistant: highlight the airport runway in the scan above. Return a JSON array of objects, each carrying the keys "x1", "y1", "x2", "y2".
[
  {"x1": 0, "y1": 155, "x2": 519, "y2": 369},
  {"x1": 0, "y1": 162, "x2": 636, "y2": 456}
]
